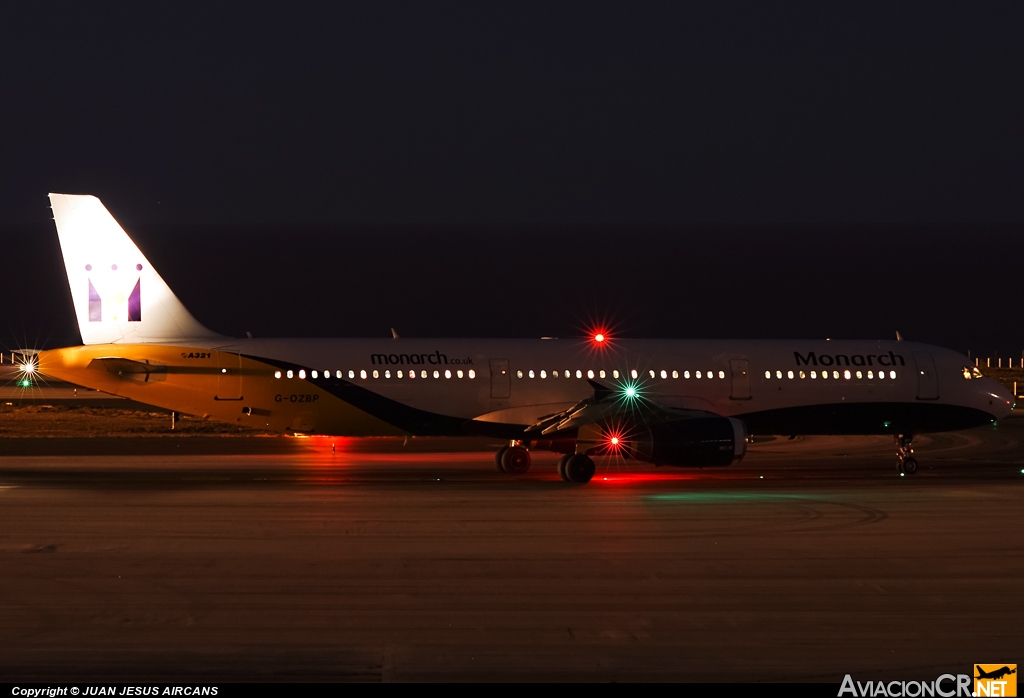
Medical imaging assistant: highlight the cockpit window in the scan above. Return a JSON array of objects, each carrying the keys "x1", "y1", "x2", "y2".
[
  {"x1": 963, "y1": 367, "x2": 972, "y2": 380},
  {"x1": 972, "y1": 367, "x2": 984, "y2": 379}
]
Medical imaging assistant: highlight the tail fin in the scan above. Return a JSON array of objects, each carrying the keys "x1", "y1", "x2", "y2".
[{"x1": 49, "y1": 193, "x2": 221, "y2": 345}]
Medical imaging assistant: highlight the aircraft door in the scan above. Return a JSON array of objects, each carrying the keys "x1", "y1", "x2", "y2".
[
  {"x1": 216, "y1": 351, "x2": 243, "y2": 400},
  {"x1": 729, "y1": 359, "x2": 751, "y2": 400},
  {"x1": 912, "y1": 352, "x2": 939, "y2": 400},
  {"x1": 489, "y1": 358, "x2": 511, "y2": 399}
]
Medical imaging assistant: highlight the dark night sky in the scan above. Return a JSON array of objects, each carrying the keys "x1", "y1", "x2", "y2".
[{"x1": 2, "y1": 2, "x2": 1023, "y2": 354}]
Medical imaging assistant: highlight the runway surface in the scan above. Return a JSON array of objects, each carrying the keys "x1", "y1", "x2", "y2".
[{"x1": 1, "y1": 421, "x2": 1023, "y2": 682}]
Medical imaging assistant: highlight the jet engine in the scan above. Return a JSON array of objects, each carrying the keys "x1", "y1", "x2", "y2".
[{"x1": 625, "y1": 416, "x2": 748, "y2": 467}]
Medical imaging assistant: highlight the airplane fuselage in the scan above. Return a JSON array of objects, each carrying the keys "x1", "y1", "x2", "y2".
[{"x1": 38, "y1": 337, "x2": 1012, "y2": 441}]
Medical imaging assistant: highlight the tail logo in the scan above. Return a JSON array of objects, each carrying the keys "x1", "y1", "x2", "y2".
[{"x1": 85, "y1": 263, "x2": 142, "y2": 323}]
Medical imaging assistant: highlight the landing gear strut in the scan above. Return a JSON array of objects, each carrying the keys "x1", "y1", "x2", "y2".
[
  {"x1": 495, "y1": 442, "x2": 531, "y2": 474},
  {"x1": 896, "y1": 434, "x2": 918, "y2": 475}
]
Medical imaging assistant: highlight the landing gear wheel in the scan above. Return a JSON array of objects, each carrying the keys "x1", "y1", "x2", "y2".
[
  {"x1": 564, "y1": 454, "x2": 595, "y2": 484},
  {"x1": 557, "y1": 454, "x2": 571, "y2": 481},
  {"x1": 895, "y1": 434, "x2": 917, "y2": 476},
  {"x1": 495, "y1": 446, "x2": 510, "y2": 472},
  {"x1": 501, "y1": 446, "x2": 531, "y2": 474}
]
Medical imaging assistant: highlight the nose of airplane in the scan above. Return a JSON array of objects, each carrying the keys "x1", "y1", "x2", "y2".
[{"x1": 980, "y1": 377, "x2": 1015, "y2": 421}]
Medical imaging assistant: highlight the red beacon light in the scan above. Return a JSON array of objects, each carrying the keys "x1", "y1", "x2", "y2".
[{"x1": 594, "y1": 333, "x2": 605, "y2": 343}]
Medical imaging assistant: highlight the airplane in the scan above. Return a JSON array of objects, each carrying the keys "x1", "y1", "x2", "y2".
[
  {"x1": 26, "y1": 193, "x2": 1014, "y2": 483},
  {"x1": 976, "y1": 666, "x2": 1017, "y2": 681}
]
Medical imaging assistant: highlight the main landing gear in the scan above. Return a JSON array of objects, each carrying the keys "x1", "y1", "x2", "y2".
[
  {"x1": 494, "y1": 443, "x2": 596, "y2": 483},
  {"x1": 896, "y1": 434, "x2": 918, "y2": 475},
  {"x1": 495, "y1": 442, "x2": 531, "y2": 474},
  {"x1": 557, "y1": 453, "x2": 595, "y2": 484}
]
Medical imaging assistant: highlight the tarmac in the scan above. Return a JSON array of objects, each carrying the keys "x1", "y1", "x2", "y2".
[{"x1": 0, "y1": 421, "x2": 1022, "y2": 682}]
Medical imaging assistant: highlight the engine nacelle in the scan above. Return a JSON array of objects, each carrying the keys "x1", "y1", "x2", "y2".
[{"x1": 629, "y1": 417, "x2": 747, "y2": 467}]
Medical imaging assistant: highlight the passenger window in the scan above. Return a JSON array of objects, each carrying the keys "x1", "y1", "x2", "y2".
[
  {"x1": 529, "y1": 370, "x2": 535, "y2": 378},
  {"x1": 811, "y1": 371, "x2": 817, "y2": 379},
  {"x1": 457, "y1": 370, "x2": 464, "y2": 378},
  {"x1": 672, "y1": 370, "x2": 678, "y2": 379},
  {"x1": 612, "y1": 370, "x2": 620, "y2": 379},
  {"x1": 787, "y1": 370, "x2": 794, "y2": 379},
  {"x1": 468, "y1": 370, "x2": 476, "y2": 379},
  {"x1": 718, "y1": 370, "x2": 725, "y2": 379},
  {"x1": 764, "y1": 371, "x2": 770, "y2": 379},
  {"x1": 696, "y1": 371, "x2": 702, "y2": 379}
]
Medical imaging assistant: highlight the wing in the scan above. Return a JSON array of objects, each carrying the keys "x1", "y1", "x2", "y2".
[{"x1": 524, "y1": 381, "x2": 747, "y2": 466}]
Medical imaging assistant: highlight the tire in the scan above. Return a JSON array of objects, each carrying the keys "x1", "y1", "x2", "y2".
[
  {"x1": 564, "y1": 454, "x2": 595, "y2": 484},
  {"x1": 495, "y1": 446, "x2": 510, "y2": 472},
  {"x1": 902, "y1": 457, "x2": 918, "y2": 475},
  {"x1": 501, "y1": 446, "x2": 531, "y2": 475},
  {"x1": 557, "y1": 454, "x2": 571, "y2": 481}
]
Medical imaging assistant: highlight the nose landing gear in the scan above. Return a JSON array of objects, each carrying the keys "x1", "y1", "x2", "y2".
[{"x1": 896, "y1": 434, "x2": 918, "y2": 475}]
